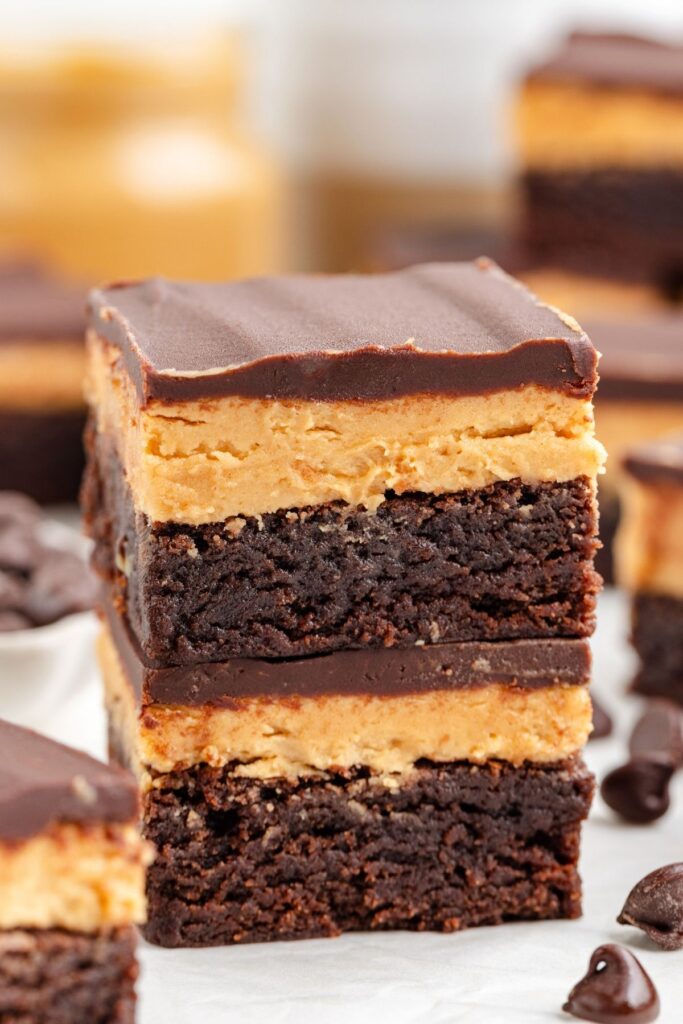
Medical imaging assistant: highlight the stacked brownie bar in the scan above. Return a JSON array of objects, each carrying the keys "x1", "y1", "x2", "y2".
[
  {"x1": 0, "y1": 263, "x2": 86, "y2": 503},
  {"x1": 517, "y1": 31, "x2": 683, "y2": 314},
  {"x1": 618, "y1": 436, "x2": 683, "y2": 703},
  {"x1": 82, "y1": 259, "x2": 604, "y2": 946},
  {"x1": 0, "y1": 719, "x2": 150, "y2": 1022}
]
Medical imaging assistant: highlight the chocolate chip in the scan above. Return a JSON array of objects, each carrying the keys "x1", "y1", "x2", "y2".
[
  {"x1": 590, "y1": 694, "x2": 613, "y2": 741},
  {"x1": 629, "y1": 702, "x2": 683, "y2": 769},
  {"x1": 618, "y1": 863, "x2": 683, "y2": 950},
  {"x1": 601, "y1": 757, "x2": 674, "y2": 824},
  {"x1": 23, "y1": 550, "x2": 97, "y2": 627},
  {"x1": 563, "y1": 944, "x2": 659, "y2": 1023}
]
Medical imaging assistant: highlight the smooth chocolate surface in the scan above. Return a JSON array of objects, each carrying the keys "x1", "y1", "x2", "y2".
[
  {"x1": 106, "y1": 599, "x2": 592, "y2": 707},
  {"x1": 563, "y1": 944, "x2": 660, "y2": 1024},
  {"x1": 88, "y1": 260, "x2": 598, "y2": 403},
  {"x1": 588, "y1": 315, "x2": 683, "y2": 402},
  {"x1": 526, "y1": 30, "x2": 683, "y2": 97},
  {"x1": 629, "y1": 701, "x2": 683, "y2": 767},
  {"x1": 632, "y1": 594, "x2": 683, "y2": 705},
  {"x1": 624, "y1": 436, "x2": 683, "y2": 486},
  {"x1": 0, "y1": 719, "x2": 137, "y2": 841},
  {"x1": 0, "y1": 262, "x2": 84, "y2": 341}
]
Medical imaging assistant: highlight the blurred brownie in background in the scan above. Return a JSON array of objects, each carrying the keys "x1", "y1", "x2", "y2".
[
  {"x1": 618, "y1": 435, "x2": 683, "y2": 702},
  {"x1": 0, "y1": 719, "x2": 150, "y2": 1022},
  {"x1": 586, "y1": 314, "x2": 683, "y2": 582},
  {"x1": 0, "y1": 263, "x2": 85, "y2": 503},
  {"x1": 517, "y1": 31, "x2": 683, "y2": 314}
]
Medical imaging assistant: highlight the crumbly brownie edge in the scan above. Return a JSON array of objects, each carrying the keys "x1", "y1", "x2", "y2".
[
  {"x1": 82, "y1": 422, "x2": 601, "y2": 665},
  {"x1": 140, "y1": 758, "x2": 594, "y2": 947},
  {"x1": 0, "y1": 925, "x2": 137, "y2": 1024},
  {"x1": 632, "y1": 592, "x2": 683, "y2": 703}
]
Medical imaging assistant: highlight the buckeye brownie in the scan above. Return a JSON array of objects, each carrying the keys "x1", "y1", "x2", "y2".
[
  {"x1": 0, "y1": 263, "x2": 86, "y2": 503},
  {"x1": 618, "y1": 435, "x2": 683, "y2": 703},
  {"x1": 84, "y1": 260, "x2": 602, "y2": 945},
  {"x1": 517, "y1": 32, "x2": 683, "y2": 313},
  {"x1": 83, "y1": 260, "x2": 603, "y2": 665},
  {"x1": 0, "y1": 719, "x2": 152, "y2": 1022}
]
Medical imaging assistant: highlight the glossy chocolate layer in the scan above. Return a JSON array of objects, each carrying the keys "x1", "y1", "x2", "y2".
[
  {"x1": 624, "y1": 435, "x2": 683, "y2": 486},
  {"x1": 0, "y1": 719, "x2": 138, "y2": 842},
  {"x1": 588, "y1": 315, "x2": 683, "y2": 401},
  {"x1": 526, "y1": 30, "x2": 683, "y2": 97},
  {"x1": 106, "y1": 602, "x2": 591, "y2": 707},
  {"x1": 0, "y1": 263, "x2": 84, "y2": 342},
  {"x1": 88, "y1": 260, "x2": 598, "y2": 404}
]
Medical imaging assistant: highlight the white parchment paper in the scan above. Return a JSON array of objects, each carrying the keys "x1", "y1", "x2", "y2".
[{"x1": 34, "y1": 590, "x2": 683, "y2": 1023}]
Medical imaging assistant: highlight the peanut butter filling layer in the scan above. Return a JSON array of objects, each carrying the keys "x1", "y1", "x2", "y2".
[
  {"x1": 597, "y1": 401, "x2": 683, "y2": 497},
  {"x1": 518, "y1": 83, "x2": 683, "y2": 169},
  {"x1": 0, "y1": 823, "x2": 152, "y2": 933},
  {"x1": 0, "y1": 340, "x2": 85, "y2": 410},
  {"x1": 617, "y1": 477, "x2": 683, "y2": 599},
  {"x1": 87, "y1": 333, "x2": 604, "y2": 524},
  {"x1": 101, "y1": 627, "x2": 591, "y2": 784},
  {"x1": 519, "y1": 270, "x2": 665, "y2": 319}
]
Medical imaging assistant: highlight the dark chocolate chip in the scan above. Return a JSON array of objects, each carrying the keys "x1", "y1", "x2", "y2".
[
  {"x1": 590, "y1": 694, "x2": 613, "y2": 741},
  {"x1": 601, "y1": 758, "x2": 674, "y2": 824},
  {"x1": 618, "y1": 863, "x2": 683, "y2": 950},
  {"x1": 563, "y1": 944, "x2": 659, "y2": 1023},
  {"x1": 23, "y1": 549, "x2": 97, "y2": 627},
  {"x1": 629, "y1": 702, "x2": 683, "y2": 769}
]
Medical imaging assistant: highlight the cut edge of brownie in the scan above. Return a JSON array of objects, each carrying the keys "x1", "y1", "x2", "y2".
[
  {"x1": 138, "y1": 757, "x2": 594, "y2": 947},
  {"x1": 83, "y1": 421, "x2": 601, "y2": 665}
]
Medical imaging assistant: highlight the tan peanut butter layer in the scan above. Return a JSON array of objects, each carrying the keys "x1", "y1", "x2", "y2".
[
  {"x1": 87, "y1": 333, "x2": 604, "y2": 524},
  {"x1": 101, "y1": 626, "x2": 592, "y2": 785},
  {"x1": 0, "y1": 340, "x2": 85, "y2": 410},
  {"x1": 617, "y1": 476, "x2": 683, "y2": 599},
  {"x1": 518, "y1": 270, "x2": 665, "y2": 319},
  {"x1": 0, "y1": 823, "x2": 151, "y2": 933},
  {"x1": 518, "y1": 83, "x2": 683, "y2": 169}
]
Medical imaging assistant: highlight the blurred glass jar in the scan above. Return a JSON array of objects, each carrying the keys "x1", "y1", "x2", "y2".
[{"x1": 0, "y1": 41, "x2": 282, "y2": 281}]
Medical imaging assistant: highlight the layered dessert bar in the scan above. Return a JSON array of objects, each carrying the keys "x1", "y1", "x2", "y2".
[
  {"x1": 0, "y1": 263, "x2": 86, "y2": 503},
  {"x1": 83, "y1": 260, "x2": 603, "y2": 945},
  {"x1": 0, "y1": 719, "x2": 150, "y2": 1022},
  {"x1": 618, "y1": 436, "x2": 683, "y2": 703},
  {"x1": 585, "y1": 314, "x2": 683, "y2": 581},
  {"x1": 517, "y1": 31, "x2": 683, "y2": 312}
]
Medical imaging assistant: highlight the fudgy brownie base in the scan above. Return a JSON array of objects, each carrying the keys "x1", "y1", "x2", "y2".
[
  {"x1": 83, "y1": 427, "x2": 600, "y2": 665},
  {"x1": 521, "y1": 169, "x2": 683, "y2": 297},
  {"x1": 632, "y1": 593, "x2": 683, "y2": 703},
  {"x1": 0, "y1": 409, "x2": 85, "y2": 505},
  {"x1": 0, "y1": 925, "x2": 137, "y2": 1023},
  {"x1": 140, "y1": 757, "x2": 594, "y2": 947}
]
